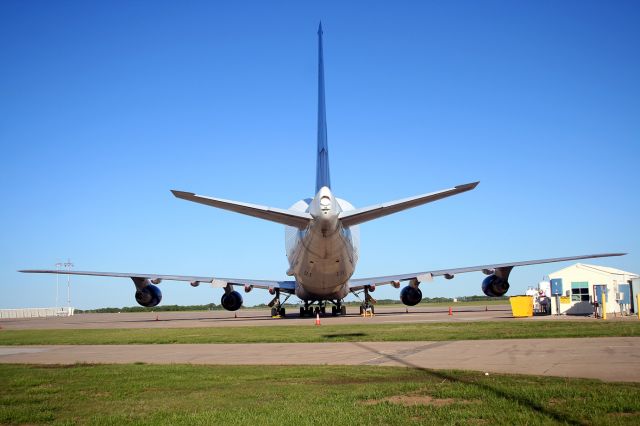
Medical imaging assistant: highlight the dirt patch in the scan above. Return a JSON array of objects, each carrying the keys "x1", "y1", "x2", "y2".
[
  {"x1": 607, "y1": 412, "x2": 640, "y2": 417},
  {"x1": 363, "y1": 394, "x2": 461, "y2": 407}
]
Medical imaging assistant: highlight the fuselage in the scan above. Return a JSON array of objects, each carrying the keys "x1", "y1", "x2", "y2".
[{"x1": 285, "y1": 186, "x2": 360, "y2": 301}]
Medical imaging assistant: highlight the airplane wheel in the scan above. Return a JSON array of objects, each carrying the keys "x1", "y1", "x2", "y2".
[
  {"x1": 359, "y1": 305, "x2": 364, "y2": 315},
  {"x1": 340, "y1": 305, "x2": 347, "y2": 315},
  {"x1": 320, "y1": 306, "x2": 326, "y2": 315},
  {"x1": 300, "y1": 307, "x2": 305, "y2": 317},
  {"x1": 279, "y1": 307, "x2": 285, "y2": 317},
  {"x1": 271, "y1": 307, "x2": 277, "y2": 317},
  {"x1": 331, "y1": 306, "x2": 337, "y2": 316},
  {"x1": 370, "y1": 305, "x2": 374, "y2": 314}
]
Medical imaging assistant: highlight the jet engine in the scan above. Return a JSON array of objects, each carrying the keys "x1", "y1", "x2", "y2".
[
  {"x1": 482, "y1": 274, "x2": 510, "y2": 297},
  {"x1": 221, "y1": 290, "x2": 243, "y2": 311},
  {"x1": 400, "y1": 285, "x2": 422, "y2": 306},
  {"x1": 135, "y1": 284, "x2": 162, "y2": 307}
]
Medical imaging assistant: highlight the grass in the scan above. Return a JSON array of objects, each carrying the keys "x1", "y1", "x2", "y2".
[
  {"x1": 0, "y1": 363, "x2": 638, "y2": 425},
  {"x1": 1, "y1": 321, "x2": 639, "y2": 345}
]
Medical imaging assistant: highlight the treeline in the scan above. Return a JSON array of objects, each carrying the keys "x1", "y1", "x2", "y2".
[
  {"x1": 76, "y1": 295, "x2": 508, "y2": 313},
  {"x1": 76, "y1": 304, "x2": 222, "y2": 313}
]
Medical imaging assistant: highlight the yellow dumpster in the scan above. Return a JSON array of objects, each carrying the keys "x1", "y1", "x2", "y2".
[{"x1": 509, "y1": 295, "x2": 534, "y2": 317}]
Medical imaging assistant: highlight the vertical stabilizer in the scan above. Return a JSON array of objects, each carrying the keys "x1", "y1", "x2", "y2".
[{"x1": 315, "y1": 22, "x2": 331, "y2": 193}]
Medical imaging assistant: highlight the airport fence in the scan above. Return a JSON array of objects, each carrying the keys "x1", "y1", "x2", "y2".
[{"x1": 0, "y1": 307, "x2": 75, "y2": 319}]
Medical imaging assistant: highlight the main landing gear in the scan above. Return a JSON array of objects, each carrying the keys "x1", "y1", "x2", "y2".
[
  {"x1": 299, "y1": 300, "x2": 347, "y2": 317},
  {"x1": 269, "y1": 289, "x2": 290, "y2": 318},
  {"x1": 357, "y1": 285, "x2": 376, "y2": 315}
]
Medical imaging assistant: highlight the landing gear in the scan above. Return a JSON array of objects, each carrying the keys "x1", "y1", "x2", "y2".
[
  {"x1": 271, "y1": 307, "x2": 285, "y2": 317},
  {"x1": 358, "y1": 285, "x2": 376, "y2": 315},
  {"x1": 299, "y1": 302, "x2": 314, "y2": 317},
  {"x1": 299, "y1": 300, "x2": 346, "y2": 317},
  {"x1": 359, "y1": 304, "x2": 374, "y2": 315},
  {"x1": 331, "y1": 302, "x2": 347, "y2": 316},
  {"x1": 269, "y1": 289, "x2": 290, "y2": 318}
]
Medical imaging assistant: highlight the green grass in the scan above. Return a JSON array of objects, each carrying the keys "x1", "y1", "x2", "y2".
[
  {"x1": 0, "y1": 363, "x2": 638, "y2": 425},
  {"x1": 1, "y1": 321, "x2": 639, "y2": 345}
]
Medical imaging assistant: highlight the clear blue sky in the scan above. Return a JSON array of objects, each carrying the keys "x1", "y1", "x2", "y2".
[{"x1": 1, "y1": 1, "x2": 638, "y2": 309}]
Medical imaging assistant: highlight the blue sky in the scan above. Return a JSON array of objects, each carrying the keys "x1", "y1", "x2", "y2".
[{"x1": 1, "y1": 1, "x2": 638, "y2": 309}]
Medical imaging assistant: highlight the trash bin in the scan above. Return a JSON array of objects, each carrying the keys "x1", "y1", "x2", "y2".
[{"x1": 509, "y1": 295, "x2": 534, "y2": 317}]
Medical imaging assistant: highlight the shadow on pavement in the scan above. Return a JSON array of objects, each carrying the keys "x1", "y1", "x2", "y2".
[{"x1": 352, "y1": 341, "x2": 587, "y2": 426}]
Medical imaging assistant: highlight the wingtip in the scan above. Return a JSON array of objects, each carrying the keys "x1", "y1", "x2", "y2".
[
  {"x1": 457, "y1": 181, "x2": 480, "y2": 190},
  {"x1": 171, "y1": 189, "x2": 193, "y2": 198},
  {"x1": 318, "y1": 21, "x2": 323, "y2": 35}
]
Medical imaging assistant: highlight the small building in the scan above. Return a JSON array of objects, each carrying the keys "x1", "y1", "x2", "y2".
[{"x1": 548, "y1": 263, "x2": 638, "y2": 315}]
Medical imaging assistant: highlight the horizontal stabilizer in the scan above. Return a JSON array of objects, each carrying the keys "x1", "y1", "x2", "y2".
[
  {"x1": 339, "y1": 182, "x2": 479, "y2": 227},
  {"x1": 171, "y1": 190, "x2": 312, "y2": 229}
]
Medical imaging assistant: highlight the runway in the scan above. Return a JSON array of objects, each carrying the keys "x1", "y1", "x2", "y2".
[
  {"x1": 0, "y1": 304, "x2": 589, "y2": 330},
  {"x1": 1, "y1": 337, "x2": 638, "y2": 382}
]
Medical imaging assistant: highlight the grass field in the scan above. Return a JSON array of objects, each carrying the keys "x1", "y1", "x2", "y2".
[
  {"x1": 1, "y1": 364, "x2": 638, "y2": 425},
  {"x1": 1, "y1": 321, "x2": 638, "y2": 345}
]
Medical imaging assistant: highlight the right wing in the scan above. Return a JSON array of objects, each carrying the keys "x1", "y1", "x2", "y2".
[
  {"x1": 19, "y1": 269, "x2": 296, "y2": 293},
  {"x1": 339, "y1": 182, "x2": 479, "y2": 228},
  {"x1": 348, "y1": 252, "x2": 626, "y2": 290},
  {"x1": 171, "y1": 190, "x2": 312, "y2": 229}
]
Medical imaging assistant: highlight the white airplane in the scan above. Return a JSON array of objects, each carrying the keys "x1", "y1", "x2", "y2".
[{"x1": 21, "y1": 24, "x2": 624, "y2": 317}]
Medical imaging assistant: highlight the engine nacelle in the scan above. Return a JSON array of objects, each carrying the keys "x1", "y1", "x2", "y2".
[
  {"x1": 244, "y1": 284, "x2": 253, "y2": 293},
  {"x1": 400, "y1": 285, "x2": 422, "y2": 306},
  {"x1": 367, "y1": 284, "x2": 376, "y2": 292},
  {"x1": 482, "y1": 274, "x2": 510, "y2": 297},
  {"x1": 135, "y1": 284, "x2": 162, "y2": 307},
  {"x1": 221, "y1": 290, "x2": 243, "y2": 311}
]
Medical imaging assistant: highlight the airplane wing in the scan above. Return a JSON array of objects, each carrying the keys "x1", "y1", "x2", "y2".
[
  {"x1": 171, "y1": 190, "x2": 312, "y2": 229},
  {"x1": 339, "y1": 182, "x2": 479, "y2": 228},
  {"x1": 19, "y1": 269, "x2": 296, "y2": 293},
  {"x1": 348, "y1": 252, "x2": 626, "y2": 290}
]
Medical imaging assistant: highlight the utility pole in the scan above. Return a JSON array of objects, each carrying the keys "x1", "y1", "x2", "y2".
[
  {"x1": 55, "y1": 262, "x2": 64, "y2": 308},
  {"x1": 64, "y1": 259, "x2": 74, "y2": 308}
]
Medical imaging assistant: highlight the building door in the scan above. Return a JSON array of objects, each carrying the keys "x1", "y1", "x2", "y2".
[
  {"x1": 619, "y1": 284, "x2": 631, "y2": 309},
  {"x1": 594, "y1": 285, "x2": 607, "y2": 304},
  {"x1": 593, "y1": 285, "x2": 607, "y2": 318}
]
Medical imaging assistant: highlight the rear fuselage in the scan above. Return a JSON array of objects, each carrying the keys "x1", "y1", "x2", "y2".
[{"x1": 285, "y1": 187, "x2": 360, "y2": 301}]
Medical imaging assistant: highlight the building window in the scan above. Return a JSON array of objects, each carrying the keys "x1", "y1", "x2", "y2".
[{"x1": 571, "y1": 282, "x2": 589, "y2": 302}]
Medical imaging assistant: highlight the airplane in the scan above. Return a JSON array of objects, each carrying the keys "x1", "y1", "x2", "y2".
[{"x1": 21, "y1": 23, "x2": 625, "y2": 318}]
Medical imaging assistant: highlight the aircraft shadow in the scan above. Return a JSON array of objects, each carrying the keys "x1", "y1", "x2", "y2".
[{"x1": 351, "y1": 341, "x2": 586, "y2": 426}]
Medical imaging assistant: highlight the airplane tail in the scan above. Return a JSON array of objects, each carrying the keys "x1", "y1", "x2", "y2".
[{"x1": 315, "y1": 22, "x2": 331, "y2": 193}]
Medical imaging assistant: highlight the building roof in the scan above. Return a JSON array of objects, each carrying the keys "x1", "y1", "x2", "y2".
[{"x1": 550, "y1": 263, "x2": 639, "y2": 278}]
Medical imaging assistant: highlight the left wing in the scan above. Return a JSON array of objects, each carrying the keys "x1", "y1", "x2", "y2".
[
  {"x1": 348, "y1": 252, "x2": 626, "y2": 290},
  {"x1": 19, "y1": 269, "x2": 296, "y2": 293}
]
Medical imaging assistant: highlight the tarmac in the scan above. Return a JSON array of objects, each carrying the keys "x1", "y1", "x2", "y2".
[
  {"x1": 0, "y1": 304, "x2": 598, "y2": 330},
  {"x1": 1, "y1": 337, "x2": 638, "y2": 382},
  {"x1": 2, "y1": 305, "x2": 638, "y2": 383}
]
